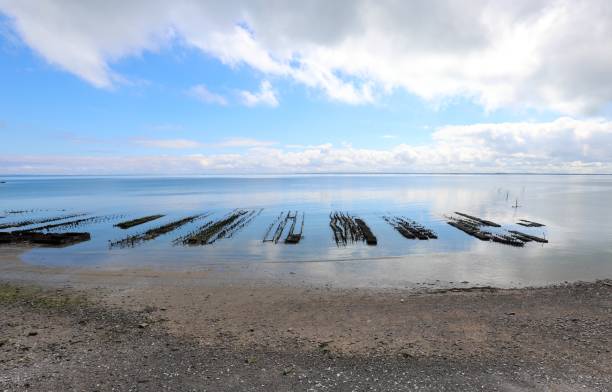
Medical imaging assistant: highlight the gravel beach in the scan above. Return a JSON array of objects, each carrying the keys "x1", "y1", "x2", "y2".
[{"x1": 1, "y1": 246, "x2": 611, "y2": 391}]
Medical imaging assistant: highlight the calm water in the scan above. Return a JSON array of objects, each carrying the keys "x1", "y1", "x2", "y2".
[{"x1": 1, "y1": 174, "x2": 611, "y2": 287}]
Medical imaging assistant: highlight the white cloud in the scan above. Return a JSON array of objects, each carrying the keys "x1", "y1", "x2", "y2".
[
  {"x1": 239, "y1": 80, "x2": 278, "y2": 107},
  {"x1": 4, "y1": 118, "x2": 612, "y2": 174},
  {"x1": 2, "y1": 1, "x2": 611, "y2": 113},
  {"x1": 188, "y1": 84, "x2": 227, "y2": 105},
  {"x1": 432, "y1": 117, "x2": 612, "y2": 166},
  {"x1": 135, "y1": 138, "x2": 201, "y2": 149}
]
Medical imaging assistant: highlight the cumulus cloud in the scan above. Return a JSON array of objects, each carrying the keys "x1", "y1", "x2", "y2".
[
  {"x1": 2, "y1": 1, "x2": 611, "y2": 113},
  {"x1": 432, "y1": 117, "x2": 612, "y2": 165},
  {"x1": 3, "y1": 118, "x2": 612, "y2": 174},
  {"x1": 239, "y1": 80, "x2": 278, "y2": 107},
  {"x1": 188, "y1": 84, "x2": 227, "y2": 105}
]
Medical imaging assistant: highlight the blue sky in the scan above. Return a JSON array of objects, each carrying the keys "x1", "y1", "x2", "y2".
[{"x1": 1, "y1": 1, "x2": 612, "y2": 174}]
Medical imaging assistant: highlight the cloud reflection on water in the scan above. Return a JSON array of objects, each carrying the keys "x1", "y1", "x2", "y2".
[{"x1": 8, "y1": 175, "x2": 611, "y2": 288}]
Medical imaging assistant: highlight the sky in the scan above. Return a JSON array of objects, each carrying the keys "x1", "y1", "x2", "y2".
[{"x1": 1, "y1": 0, "x2": 612, "y2": 174}]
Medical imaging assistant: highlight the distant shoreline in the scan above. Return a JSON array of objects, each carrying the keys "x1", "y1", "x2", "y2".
[{"x1": 2, "y1": 172, "x2": 611, "y2": 178}]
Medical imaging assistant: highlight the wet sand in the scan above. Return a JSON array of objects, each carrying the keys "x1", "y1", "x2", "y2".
[{"x1": 1, "y1": 246, "x2": 611, "y2": 391}]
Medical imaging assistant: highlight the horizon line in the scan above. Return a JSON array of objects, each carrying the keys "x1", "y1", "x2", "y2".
[{"x1": 2, "y1": 172, "x2": 612, "y2": 177}]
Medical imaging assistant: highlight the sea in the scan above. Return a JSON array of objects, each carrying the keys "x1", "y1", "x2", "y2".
[{"x1": 1, "y1": 174, "x2": 611, "y2": 288}]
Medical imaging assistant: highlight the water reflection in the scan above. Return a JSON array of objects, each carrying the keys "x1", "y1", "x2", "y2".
[{"x1": 0, "y1": 174, "x2": 610, "y2": 287}]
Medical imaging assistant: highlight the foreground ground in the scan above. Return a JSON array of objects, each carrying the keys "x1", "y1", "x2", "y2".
[{"x1": 0, "y1": 247, "x2": 611, "y2": 391}]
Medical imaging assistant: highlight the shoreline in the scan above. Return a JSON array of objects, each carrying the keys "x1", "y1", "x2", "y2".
[
  {"x1": 3, "y1": 245, "x2": 597, "y2": 291},
  {"x1": 1, "y1": 246, "x2": 612, "y2": 390}
]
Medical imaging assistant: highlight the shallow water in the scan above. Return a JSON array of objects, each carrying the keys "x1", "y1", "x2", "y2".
[{"x1": 1, "y1": 174, "x2": 611, "y2": 287}]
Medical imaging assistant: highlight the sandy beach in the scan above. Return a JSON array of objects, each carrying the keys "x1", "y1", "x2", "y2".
[{"x1": 1, "y1": 246, "x2": 611, "y2": 391}]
